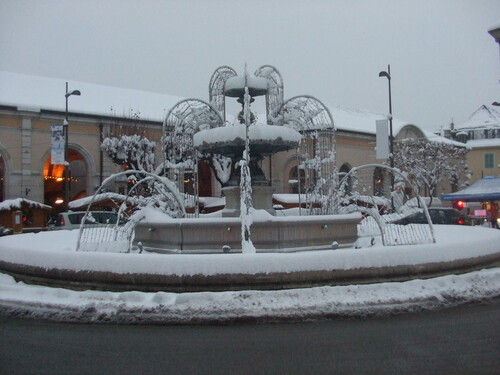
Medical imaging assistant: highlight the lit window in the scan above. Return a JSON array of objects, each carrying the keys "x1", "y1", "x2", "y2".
[{"x1": 484, "y1": 153, "x2": 494, "y2": 169}]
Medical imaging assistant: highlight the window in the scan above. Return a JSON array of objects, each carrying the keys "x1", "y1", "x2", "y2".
[
  {"x1": 484, "y1": 153, "x2": 494, "y2": 169},
  {"x1": 373, "y1": 167, "x2": 385, "y2": 196}
]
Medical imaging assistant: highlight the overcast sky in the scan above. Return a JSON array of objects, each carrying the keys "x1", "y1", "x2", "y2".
[{"x1": 1, "y1": 0, "x2": 499, "y2": 130}]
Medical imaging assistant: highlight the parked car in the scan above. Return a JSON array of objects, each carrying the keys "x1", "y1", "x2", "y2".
[
  {"x1": 391, "y1": 207, "x2": 470, "y2": 226},
  {"x1": 48, "y1": 211, "x2": 120, "y2": 230},
  {"x1": 0, "y1": 225, "x2": 14, "y2": 236}
]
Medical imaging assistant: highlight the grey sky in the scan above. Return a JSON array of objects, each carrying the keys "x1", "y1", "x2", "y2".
[{"x1": 1, "y1": 0, "x2": 499, "y2": 130}]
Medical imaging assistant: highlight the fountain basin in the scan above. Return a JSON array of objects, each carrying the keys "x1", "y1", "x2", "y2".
[
  {"x1": 193, "y1": 123, "x2": 302, "y2": 157},
  {"x1": 224, "y1": 75, "x2": 269, "y2": 98},
  {"x1": 134, "y1": 212, "x2": 361, "y2": 253}
]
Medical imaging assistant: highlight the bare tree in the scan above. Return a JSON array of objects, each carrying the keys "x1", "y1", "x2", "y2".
[
  {"x1": 393, "y1": 138, "x2": 469, "y2": 202},
  {"x1": 101, "y1": 134, "x2": 156, "y2": 172}
]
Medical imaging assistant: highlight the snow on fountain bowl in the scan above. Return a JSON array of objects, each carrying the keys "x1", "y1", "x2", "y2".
[{"x1": 193, "y1": 122, "x2": 303, "y2": 157}]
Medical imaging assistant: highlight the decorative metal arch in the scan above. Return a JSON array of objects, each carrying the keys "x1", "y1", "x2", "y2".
[
  {"x1": 208, "y1": 65, "x2": 238, "y2": 121},
  {"x1": 279, "y1": 95, "x2": 336, "y2": 214},
  {"x1": 76, "y1": 170, "x2": 186, "y2": 252},
  {"x1": 254, "y1": 65, "x2": 284, "y2": 125},
  {"x1": 162, "y1": 98, "x2": 224, "y2": 168},
  {"x1": 162, "y1": 99, "x2": 223, "y2": 215},
  {"x1": 335, "y1": 164, "x2": 436, "y2": 246},
  {"x1": 280, "y1": 95, "x2": 334, "y2": 132}
]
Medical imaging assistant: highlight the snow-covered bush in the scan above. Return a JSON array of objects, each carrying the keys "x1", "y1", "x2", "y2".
[
  {"x1": 393, "y1": 138, "x2": 469, "y2": 200},
  {"x1": 101, "y1": 134, "x2": 156, "y2": 172}
]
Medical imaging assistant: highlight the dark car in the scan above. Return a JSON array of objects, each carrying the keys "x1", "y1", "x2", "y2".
[
  {"x1": 0, "y1": 225, "x2": 14, "y2": 236},
  {"x1": 48, "y1": 211, "x2": 121, "y2": 230},
  {"x1": 392, "y1": 208, "x2": 470, "y2": 226}
]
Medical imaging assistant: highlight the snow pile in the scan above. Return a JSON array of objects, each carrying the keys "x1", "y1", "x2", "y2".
[
  {"x1": 0, "y1": 268, "x2": 498, "y2": 324},
  {"x1": 0, "y1": 224, "x2": 499, "y2": 323},
  {"x1": 0, "y1": 225, "x2": 499, "y2": 276}
]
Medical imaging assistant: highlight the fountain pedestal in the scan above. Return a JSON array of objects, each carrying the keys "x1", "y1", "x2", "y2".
[{"x1": 222, "y1": 185, "x2": 275, "y2": 217}]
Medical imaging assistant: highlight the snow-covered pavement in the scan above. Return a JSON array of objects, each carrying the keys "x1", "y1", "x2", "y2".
[
  {"x1": 0, "y1": 268, "x2": 499, "y2": 324},
  {"x1": 0, "y1": 225, "x2": 499, "y2": 324}
]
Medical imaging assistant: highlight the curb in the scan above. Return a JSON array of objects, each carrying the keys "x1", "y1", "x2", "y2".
[{"x1": 1, "y1": 252, "x2": 499, "y2": 292}]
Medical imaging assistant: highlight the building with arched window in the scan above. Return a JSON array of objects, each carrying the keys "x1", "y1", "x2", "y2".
[{"x1": 1, "y1": 70, "x2": 461, "y2": 219}]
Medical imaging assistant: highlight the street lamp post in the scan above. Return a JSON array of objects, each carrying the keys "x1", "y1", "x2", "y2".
[
  {"x1": 378, "y1": 65, "x2": 393, "y2": 171},
  {"x1": 64, "y1": 82, "x2": 81, "y2": 209}
]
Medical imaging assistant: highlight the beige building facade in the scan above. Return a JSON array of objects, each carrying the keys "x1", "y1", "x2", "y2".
[
  {"x1": 445, "y1": 105, "x2": 500, "y2": 182},
  {"x1": 2, "y1": 71, "x2": 464, "y2": 216},
  {"x1": 0, "y1": 105, "x2": 383, "y2": 208}
]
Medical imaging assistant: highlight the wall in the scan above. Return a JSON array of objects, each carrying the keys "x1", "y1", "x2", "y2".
[
  {"x1": 0, "y1": 107, "x2": 164, "y2": 208},
  {"x1": 466, "y1": 146, "x2": 500, "y2": 180}
]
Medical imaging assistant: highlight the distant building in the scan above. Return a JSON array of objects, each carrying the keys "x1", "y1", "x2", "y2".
[{"x1": 445, "y1": 105, "x2": 500, "y2": 181}]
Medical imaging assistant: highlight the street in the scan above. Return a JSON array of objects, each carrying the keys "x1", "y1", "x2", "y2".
[{"x1": 1, "y1": 299, "x2": 499, "y2": 375}]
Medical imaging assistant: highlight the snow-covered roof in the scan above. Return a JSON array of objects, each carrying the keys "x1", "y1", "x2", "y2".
[
  {"x1": 454, "y1": 105, "x2": 500, "y2": 130},
  {"x1": 198, "y1": 196, "x2": 225, "y2": 208},
  {"x1": 422, "y1": 129, "x2": 470, "y2": 148},
  {"x1": 325, "y1": 104, "x2": 411, "y2": 135},
  {"x1": 0, "y1": 71, "x2": 184, "y2": 122},
  {"x1": 329, "y1": 106, "x2": 468, "y2": 148},
  {"x1": 0, "y1": 198, "x2": 51, "y2": 211},
  {"x1": 465, "y1": 138, "x2": 500, "y2": 149},
  {"x1": 1, "y1": 71, "x2": 421, "y2": 136},
  {"x1": 442, "y1": 176, "x2": 500, "y2": 202},
  {"x1": 68, "y1": 192, "x2": 127, "y2": 210}
]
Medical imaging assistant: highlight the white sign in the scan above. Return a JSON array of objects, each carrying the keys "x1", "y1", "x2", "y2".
[
  {"x1": 51, "y1": 124, "x2": 65, "y2": 165},
  {"x1": 376, "y1": 119, "x2": 389, "y2": 160}
]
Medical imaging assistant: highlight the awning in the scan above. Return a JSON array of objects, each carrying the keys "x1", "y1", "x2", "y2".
[{"x1": 441, "y1": 177, "x2": 500, "y2": 202}]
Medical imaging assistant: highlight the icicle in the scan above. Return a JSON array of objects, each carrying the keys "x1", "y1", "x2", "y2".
[{"x1": 240, "y1": 84, "x2": 256, "y2": 254}]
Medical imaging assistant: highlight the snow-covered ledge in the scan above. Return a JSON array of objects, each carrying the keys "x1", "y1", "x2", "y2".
[
  {"x1": 0, "y1": 226, "x2": 499, "y2": 293},
  {"x1": 134, "y1": 212, "x2": 361, "y2": 253}
]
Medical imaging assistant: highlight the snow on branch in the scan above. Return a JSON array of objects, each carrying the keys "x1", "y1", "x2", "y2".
[
  {"x1": 101, "y1": 134, "x2": 156, "y2": 172},
  {"x1": 393, "y1": 138, "x2": 470, "y2": 197}
]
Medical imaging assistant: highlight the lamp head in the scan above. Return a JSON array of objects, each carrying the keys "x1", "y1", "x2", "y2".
[
  {"x1": 65, "y1": 89, "x2": 81, "y2": 98},
  {"x1": 379, "y1": 71, "x2": 390, "y2": 80}
]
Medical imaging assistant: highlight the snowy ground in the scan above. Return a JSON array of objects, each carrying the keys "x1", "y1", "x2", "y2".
[{"x1": 0, "y1": 225, "x2": 499, "y2": 324}]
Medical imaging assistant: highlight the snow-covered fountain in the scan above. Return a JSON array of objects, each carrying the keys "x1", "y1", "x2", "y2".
[
  {"x1": 2, "y1": 66, "x2": 498, "y2": 298},
  {"x1": 132, "y1": 65, "x2": 361, "y2": 253},
  {"x1": 194, "y1": 72, "x2": 302, "y2": 216}
]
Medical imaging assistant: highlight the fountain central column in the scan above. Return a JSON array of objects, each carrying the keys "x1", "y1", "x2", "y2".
[{"x1": 193, "y1": 73, "x2": 301, "y2": 217}]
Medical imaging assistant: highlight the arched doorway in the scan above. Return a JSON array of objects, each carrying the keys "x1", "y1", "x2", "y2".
[
  {"x1": 43, "y1": 149, "x2": 88, "y2": 209},
  {"x1": 288, "y1": 165, "x2": 305, "y2": 194}
]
